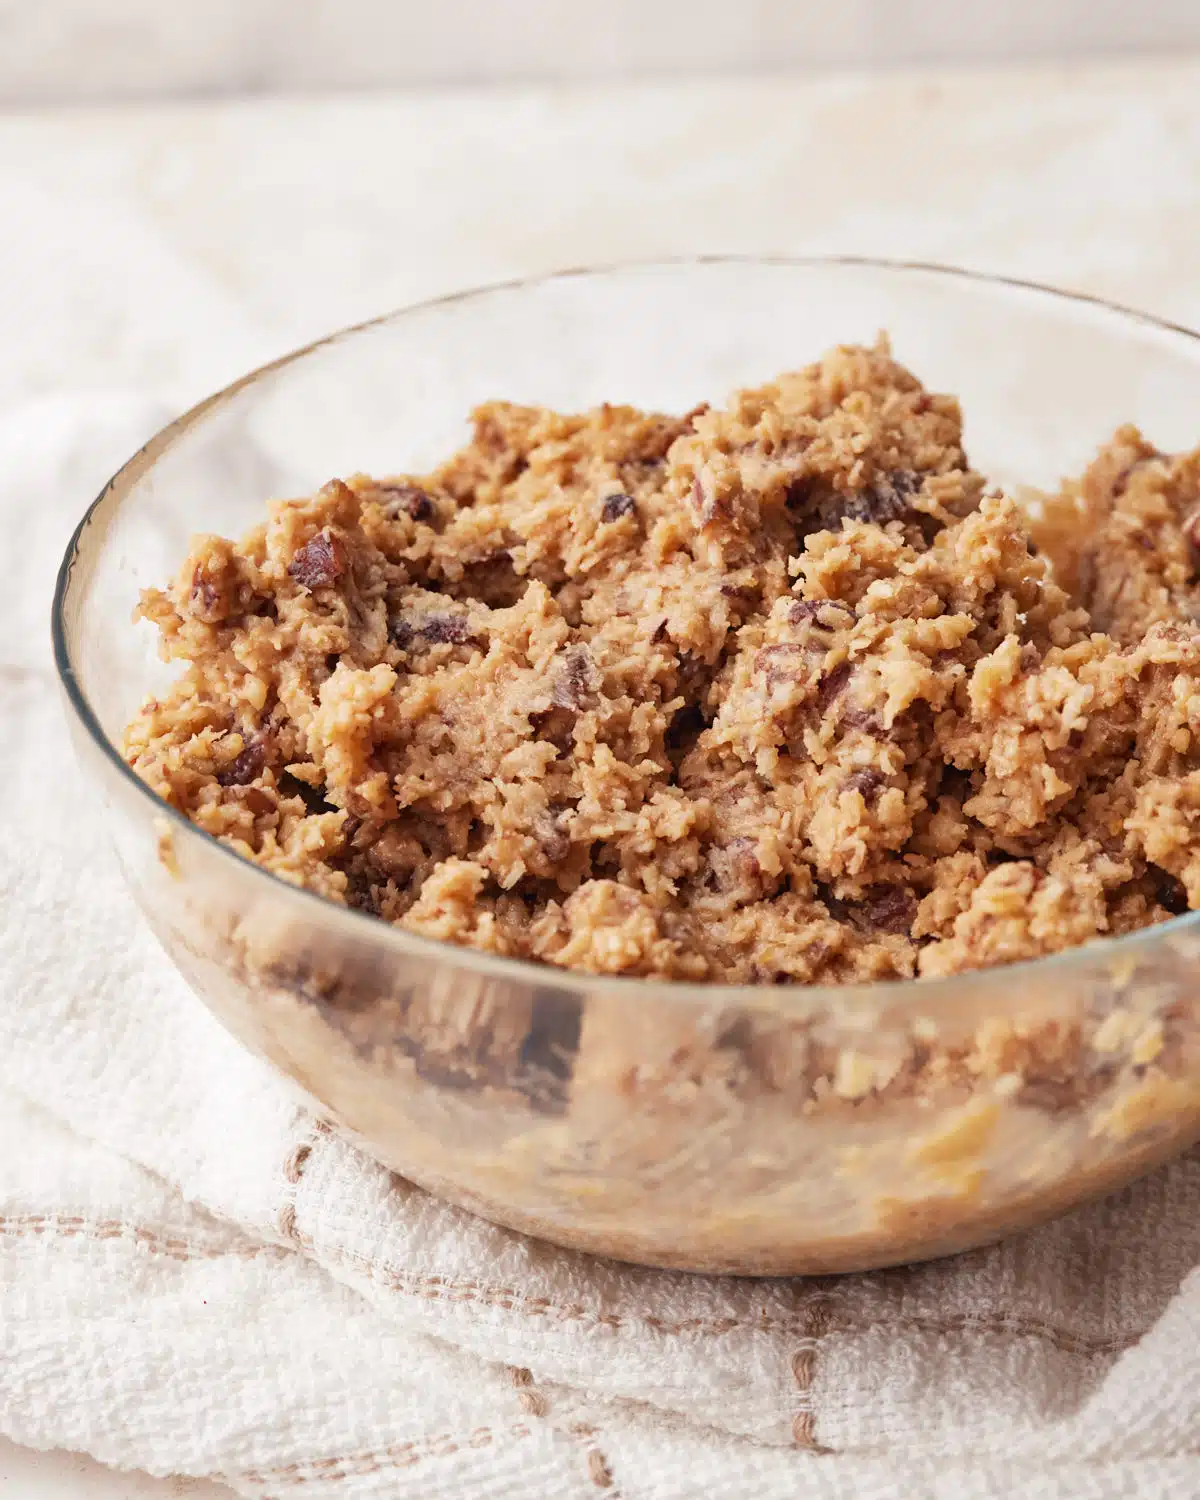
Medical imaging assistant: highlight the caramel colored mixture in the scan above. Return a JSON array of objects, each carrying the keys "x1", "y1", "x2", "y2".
[{"x1": 124, "y1": 342, "x2": 1200, "y2": 984}]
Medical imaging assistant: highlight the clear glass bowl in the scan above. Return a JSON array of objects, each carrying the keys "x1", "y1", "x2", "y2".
[{"x1": 53, "y1": 258, "x2": 1200, "y2": 1274}]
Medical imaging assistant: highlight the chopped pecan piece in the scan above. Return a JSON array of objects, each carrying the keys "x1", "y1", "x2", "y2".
[
  {"x1": 420, "y1": 614, "x2": 477, "y2": 646},
  {"x1": 553, "y1": 646, "x2": 597, "y2": 709},
  {"x1": 815, "y1": 662, "x2": 852, "y2": 713},
  {"x1": 601, "y1": 492, "x2": 637, "y2": 523},
  {"x1": 217, "y1": 733, "x2": 269, "y2": 787},
  {"x1": 865, "y1": 885, "x2": 916, "y2": 935},
  {"x1": 288, "y1": 530, "x2": 348, "y2": 591},
  {"x1": 844, "y1": 768, "x2": 884, "y2": 803},
  {"x1": 380, "y1": 483, "x2": 435, "y2": 522},
  {"x1": 189, "y1": 566, "x2": 229, "y2": 623}
]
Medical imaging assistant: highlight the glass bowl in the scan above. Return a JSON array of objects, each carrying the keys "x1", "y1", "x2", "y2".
[{"x1": 53, "y1": 257, "x2": 1200, "y2": 1275}]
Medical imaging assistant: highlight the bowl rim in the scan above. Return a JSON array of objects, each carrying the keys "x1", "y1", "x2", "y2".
[{"x1": 51, "y1": 252, "x2": 1200, "y2": 1008}]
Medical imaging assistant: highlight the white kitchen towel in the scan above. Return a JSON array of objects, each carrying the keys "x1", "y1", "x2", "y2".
[{"x1": 2, "y1": 394, "x2": 1199, "y2": 1499}]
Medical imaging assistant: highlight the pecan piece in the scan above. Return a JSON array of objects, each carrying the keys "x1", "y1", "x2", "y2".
[
  {"x1": 756, "y1": 642, "x2": 807, "y2": 689},
  {"x1": 789, "y1": 598, "x2": 826, "y2": 624},
  {"x1": 217, "y1": 732, "x2": 269, "y2": 787},
  {"x1": 815, "y1": 661, "x2": 852, "y2": 713},
  {"x1": 865, "y1": 885, "x2": 916, "y2": 935},
  {"x1": 189, "y1": 566, "x2": 229, "y2": 623},
  {"x1": 841, "y1": 705, "x2": 885, "y2": 735},
  {"x1": 288, "y1": 530, "x2": 348, "y2": 591},
  {"x1": 380, "y1": 483, "x2": 435, "y2": 522},
  {"x1": 531, "y1": 706, "x2": 577, "y2": 751},
  {"x1": 535, "y1": 806, "x2": 573, "y2": 864},
  {"x1": 856, "y1": 469, "x2": 922, "y2": 525},
  {"x1": 844, "y1": 768, "x2": 884, "y2": 803},
  {"x1": 553, "y1": 646, "x2": 597, "y2": 710},
  {"x1": 420, "y1": 614, "x2": 477, "y2": 646},
  {"x1": 793, "y1": 469, "x2": 925, "y2": 538},
  {"x1": 601, "y1": 492, "x2": 636, "y2": 523},
  {"x1": 789, "y1": 597, "x2": 853, "y2": 629},
  {"x1": 691, "y1": 474, "x2": 729, "y2": 525}
]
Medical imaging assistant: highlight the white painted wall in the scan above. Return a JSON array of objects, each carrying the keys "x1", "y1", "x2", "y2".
[{"x1": 2, "y1": 0, "x2": 1200, "y2": 103}]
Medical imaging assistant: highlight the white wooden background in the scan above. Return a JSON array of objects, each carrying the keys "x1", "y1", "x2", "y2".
[{"x1": 2, "y1": 0, "x2": 1200, "y2": 102}]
